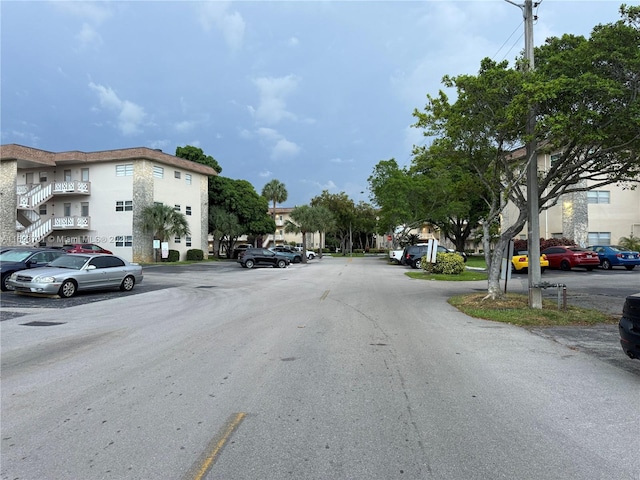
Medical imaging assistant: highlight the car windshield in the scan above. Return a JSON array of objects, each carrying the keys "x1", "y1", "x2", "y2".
[
  {"x1": 48, "y1": 255, "x2": 90, "y2": 270},
  {"x1": 0, "y1": 250, "x2": 35, "y2": 262}
]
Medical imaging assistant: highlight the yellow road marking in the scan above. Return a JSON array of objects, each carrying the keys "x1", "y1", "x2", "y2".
[
  {"x1": 187, "y1": 412, "x2": 246, "y2": 480},
  {"x1": 320, "y1": 290, "x2": 330, "y2": 300}
]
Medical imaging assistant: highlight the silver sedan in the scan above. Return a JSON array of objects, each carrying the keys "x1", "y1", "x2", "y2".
[{"x1": 7, "y1": 254, "x2": 143, "y2": 298}]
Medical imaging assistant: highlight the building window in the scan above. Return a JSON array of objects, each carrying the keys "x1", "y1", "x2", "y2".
[
  {"x1": 186, "y1": 236, "x2": 192, "y2": 247},
  {"x1": 116, "y1": 200, "x2": 133, "y2": 212},
  {"x1": 550, "y1": 153, "x2": 562, "y2": 166},
  {"x1": 174, "y1": 171, "x2": 181, "y2": 179},
  {"x1": 81, "y1": 202, "x2": 89, "y2": 217},
  {"x1": 116, "y1": 164, "x2": 133, "y2": 176},
  {"x1": 587, "y1": 191, "x2": 610, "y2": 204},
  {"x1": 39, "y1": 172, "x2": 47, "y2": 182},
  {"x1": 64, "y1": 203, "x2": 71, "y2": 217},
  {"x1": 39, "y1": 204, "x2": 47, "y2": 215},
  {"x1": 153, "y1": 166, "x2": 164, "y2": 178},
  {"x1": 81, "y1": 168, "x2": 90, "y2": 181},
  {"x1": 174, "y1": 205, "x2": 180, "y2": 212},
  {"x1": 115, "y1": 235, "x2": 133, "y2": 247},
  {"x1": 174, "y1": 236, "x2": 181, "y2": 244},
  {"x1": 588, "y1": 232, "x2": 611, "y2": 245},
  {"x1": 185, "y1": 174, "x2": 192, "y2": 185},
  {"x1": 64, "y1": 169, "x2": 72, "y2": 181},
  {"x1": 186, "y1": 206, "x2": 192, "y2": 216}
]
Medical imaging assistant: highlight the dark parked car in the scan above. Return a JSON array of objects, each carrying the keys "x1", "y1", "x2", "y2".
[
  {"x1": 540, "y1": 246, "x2": 600, "y2": 271},
  {"x1": 231, "y1": 244, "x2": 252, "y2": 259},
  {"x1": 237, "y1": 248, "x2": 290, "y2": 269},
  {"x1": 619, "y1": 293, "x2": 640, "y2": 360},
  {"x1": 402, "y1": 244, "x2": 467, "y2": 269},
  {"x1": 62, "y1": 243, "x2": 113, "y2": 254},
  {"x1": 586, "y1": 245, "x2": 640, "y2": 271},
  {"x1": 0, "y1": 248, "x2": 66, "y2": 291},
  {"x1": 269, "y1": 246, "x2": 303, "y2": 263},
  {"x1": 7, "y1": 253, "x2": 143, "y2": 298}
]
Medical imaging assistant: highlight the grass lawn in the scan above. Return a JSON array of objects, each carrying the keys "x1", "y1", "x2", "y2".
[{"x1": 406, "y1": 257, "x2": 617, "y2": 327}]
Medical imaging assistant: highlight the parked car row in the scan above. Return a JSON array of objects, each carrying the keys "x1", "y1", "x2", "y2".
[
  {"x1": 390, "y1": 244, "x2": 467, "y2": 269},
  {"x1": 237, "y1": 248, "x2": 290, "y2": 269},
  {"x1": 0, "y1": 245, "x2": 142, "y2": 297}
]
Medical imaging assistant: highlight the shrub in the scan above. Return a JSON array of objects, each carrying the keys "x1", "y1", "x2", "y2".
[
  {"x1": 186, "y1": 249, "x2": 204, "y2": 261},
  {"x1": 422, "y1": 252, "x2": 465, "y2": 275},
  {"x1": 164, "y1": 249, "x2": 180, "y2": 262}
]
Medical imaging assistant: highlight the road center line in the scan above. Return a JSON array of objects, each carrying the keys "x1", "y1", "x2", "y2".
[
  {"x1": 320, "y1": 290, "x2": 330, "y2": 301},
  {"x1": 184, "y1": 412, "x2": 246, "y2": 480}
]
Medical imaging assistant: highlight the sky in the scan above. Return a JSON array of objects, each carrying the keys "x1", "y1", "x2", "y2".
[{"x1": 1, "y1": 0, "x2": 633, "y2": 207}]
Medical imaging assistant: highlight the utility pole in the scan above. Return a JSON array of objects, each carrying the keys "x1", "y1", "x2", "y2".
[{"x1": 505, "y1": 0, "x2": 542, "y2": 308}]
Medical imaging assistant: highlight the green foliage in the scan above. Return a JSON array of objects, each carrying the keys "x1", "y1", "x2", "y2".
[
  {"x1": 422, "y1": 252, "x2": 465, "y2": 275},
  {"x1": 513, "y1": 237, "x2": 576, "y2": 252},
  {"x1": 141, "y1": 203, "x2": 190, "y2": 242},
  {"x1": 618, "y1": 234, "x2": 640, "y2": 251},
  {"x1": 165, "y1": 249, "x2": 180, "y2": 262},
  {"x1": 261, "y1": 179, "x2": 288, "y2": 218},
  {"x1": 175, "y1": 145, "x2": 222, "y2": 174},
  {"x1": 186, "y1": 249, "x2": 204, "y2": 261}
]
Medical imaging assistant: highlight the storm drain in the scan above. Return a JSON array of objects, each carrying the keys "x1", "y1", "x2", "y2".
[{"x1": 21, "y1": 321, "x2": 66, "y2": 327}]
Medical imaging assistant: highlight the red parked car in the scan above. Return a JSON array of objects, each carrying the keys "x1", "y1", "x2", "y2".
[
  {"x1": 62, "y1": 243, "x2": 112, "y2": 254},
  {"x1": 540, "y1": 246, "x2": 600, "y2": 271}
]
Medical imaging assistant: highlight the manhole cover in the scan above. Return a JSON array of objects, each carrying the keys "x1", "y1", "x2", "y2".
[{"x1": 21, "y1": 321, "x2": 66, "y2": 327}]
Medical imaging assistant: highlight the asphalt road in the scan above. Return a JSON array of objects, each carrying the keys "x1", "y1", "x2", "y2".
[{"x1": 1, "y1": 257, "x2": 638, "y2": 479}]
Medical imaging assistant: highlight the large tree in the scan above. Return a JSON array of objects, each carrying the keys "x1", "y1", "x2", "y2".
[
  {"x1": 413, "y1": 5, "x2": 640, "y2": 299},
  {"x1": 175, "y1": 145, "x2": 222, "y2": 174},
  {"x1": 209, "y1": 176, "x2": 275, "y2": 255},
  {"x1": 310, "y1": 190, "x2": 355, "y2": 254},
  {"x1": 367, "y1": 159, "x2": 430, "y2": 248}
]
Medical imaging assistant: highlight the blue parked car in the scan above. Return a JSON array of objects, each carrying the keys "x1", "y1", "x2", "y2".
[{"x1": 586, "y1": 245, "x2": 640, "y2": 271}]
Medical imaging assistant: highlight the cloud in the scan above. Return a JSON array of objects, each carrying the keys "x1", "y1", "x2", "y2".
[
  {"x1": 198, "y1": 1, "x2": 245, "y2": 51},
  {"x1": 52, "y1": 2, "x2": 113, "y2": 24},
  {"x1": 250, "y1": 75, "x2": 300, "y2": 125},
  {"x1": 174, "y1": 120, "x2": 196, "y2": 133},
  {"x1": 89, "y1": 82, "x2": 146, "y2": 135},
  {"x1": 257, "y1": 127, "x2": 301, "y2": 160},
  {"x1": 76, "y1": 23, "x2": 103, "y2": 49},
  {"x1": 288, "y1": 37, "x2": 299, "y2": 47},
  {"x1": 259, "y1": 170, "x2": 273, "y2": 178},
  {"x1": 329, "y1": 157, "x2": 354, "y2": 164}
]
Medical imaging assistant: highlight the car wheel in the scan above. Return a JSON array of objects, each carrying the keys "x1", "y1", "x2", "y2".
[
  {"x1": 294, "y1": 256, "x2": 302, "y2": 263},
  {"x1": 309, "y1": 253, "x2": 315, "y2": 259},
  {"x1": 541, "y1": 267, "x2": 547, "y2": 273},
  {"x1": 560, "y1": 260, "x2": 571, "y2": 271},
  {"x1": 120, "y1": 275, "x2": 135, "y2": 291},
  {"x1": 277, "y1": 259, "x2": 287, "y2": 268},
  {"x1": 1, "y1": 272, "x2": 12, "y2": 292},
  {"x1": 245, "y1": 259, "x2": 255, "y2": 269},
  {"x1": 625, "y1": 265, "x2": 635, "y2": 270},
  {"x1": 59, "y1": 279, "x2": 77, "y2": 298},
  {"x1": 601, "y1": 259, "x2": 612, "y2": 270},
  {"x1": 414, "y1": 259, "x2": 421, "y2": 269}
]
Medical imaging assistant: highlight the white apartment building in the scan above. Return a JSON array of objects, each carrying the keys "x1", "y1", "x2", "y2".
[
  {"x1": 0, "y1": 144, "x2": 217, "y2": 262},
  {"x1": 502, "y1": 149, "x2": 640, "y2": 247}
]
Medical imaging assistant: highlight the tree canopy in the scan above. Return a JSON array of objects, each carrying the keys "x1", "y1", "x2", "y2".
[
  {"x1": 412, "y1": 5, "x2": 640, "y2": 299},
  {"x1": 175, "y1": 145, "x2": 222, "y2": 174}
]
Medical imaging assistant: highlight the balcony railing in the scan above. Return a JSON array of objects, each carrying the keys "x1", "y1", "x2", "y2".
[{"x1": 16, "y1": 181, "x2": 91, "y2": 209}]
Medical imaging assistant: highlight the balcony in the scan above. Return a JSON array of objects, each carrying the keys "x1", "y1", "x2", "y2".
[{"x1": 17, "y1": 181, "x2": 91, "y2": 209}]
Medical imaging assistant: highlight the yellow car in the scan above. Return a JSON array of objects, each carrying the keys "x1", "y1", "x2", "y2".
[{"x1": 511, "y1": 250, "x2": 549, "y2": 273}]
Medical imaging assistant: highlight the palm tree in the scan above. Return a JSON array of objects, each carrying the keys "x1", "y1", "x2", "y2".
[
  {"x1": 619, "y1": 234, "x2": 640, "y2": 252},
  {"x1": 261, "y1": 179, "x2": 288, "y2": 247},
  {"x1": 313, "y1": 206, "x2": 335, "y2": 259},
  {"x1": 262, "y1": 179, "x2": 288, "y2": 220},
  {"x1": 141, "y1": 204, "x2": 190, "y2": 260},
  {"x1": 285, "y1": 205, "x2": 334, "y2": 261}
]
